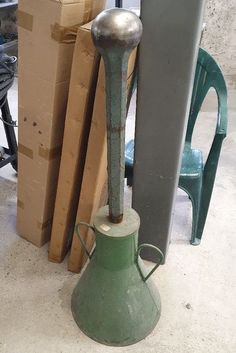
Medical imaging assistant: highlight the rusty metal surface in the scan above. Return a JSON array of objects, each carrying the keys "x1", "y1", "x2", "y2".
[{"x1": 92, "y1": 9, "x2": 142, "y2": 223}]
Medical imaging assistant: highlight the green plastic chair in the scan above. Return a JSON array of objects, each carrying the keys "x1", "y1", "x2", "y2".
[{"x1": 125, "y1": 48, "x2": 228, "y2": 245}]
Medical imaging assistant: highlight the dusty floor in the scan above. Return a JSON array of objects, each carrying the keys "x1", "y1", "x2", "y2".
[{"x1": 0, "y1": 81, "x2": 235, "y2": 353}]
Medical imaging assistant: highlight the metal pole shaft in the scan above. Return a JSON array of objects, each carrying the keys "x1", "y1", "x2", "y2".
[
  {"x1": 92, "y1": 9, "x2": 142, "y2": 223},
  {"x1": 102, "y1": 52, "x2": 128, "y2": 223}
]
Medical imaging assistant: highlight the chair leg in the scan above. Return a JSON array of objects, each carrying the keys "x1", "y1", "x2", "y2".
[
  {"x1": 127, "y1": 175, "x2": 133, "y2": 187},
  {"x1": 195, "y1": 136, "x2": 224, "y2": 242},
  {"x1": 179, "y1": 177, "x2": 202, "y2": 245},
  {"x1": 190, "y1": 192, "x2": 202, "y2": 245}
]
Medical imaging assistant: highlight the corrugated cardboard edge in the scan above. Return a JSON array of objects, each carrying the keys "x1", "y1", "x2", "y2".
[
  {"x1": 17, "y1": 0, "x2": 106, "y2": 249},
  {"x1": 48, "y1": 21, "x2": 100, "y2": 263},
  {"x1": 51, "y1": 0, "x2": 104, "y2": 42},
  {"x1": 19, "y1": 1, "x2": 105, "y2": 41}
]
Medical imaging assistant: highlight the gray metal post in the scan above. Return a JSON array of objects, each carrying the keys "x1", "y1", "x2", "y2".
[{"x1": 133, "y1": 0, "x2": 206, "y2": 261}]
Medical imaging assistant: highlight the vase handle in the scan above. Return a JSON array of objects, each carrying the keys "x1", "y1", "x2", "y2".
[
  {"x1": 75, "y1": 222, "x2": 96, "y2": 260},
  {"x1": 136, "y1": 244, "x2": 164, "y2": 282}
]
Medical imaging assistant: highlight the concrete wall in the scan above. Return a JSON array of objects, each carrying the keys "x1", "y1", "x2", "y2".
[
  {"x1": 105, "y1": 0, "x2": 236, "y2": 87},
  {"x1": 202, "y1": 0, "x2": 236, "y2": 88}
]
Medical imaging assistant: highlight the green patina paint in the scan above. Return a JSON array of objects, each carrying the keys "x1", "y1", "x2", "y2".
[
  {"x1": 71, "y1": 9, "x2": 164, "y2": 346},
  {"x1": 72, "y1": 207, "x2": 163, "y2": 346}
]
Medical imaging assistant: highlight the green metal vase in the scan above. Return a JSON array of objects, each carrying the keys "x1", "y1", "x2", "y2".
[
  {"x1": 71, "y1": 8, "x2": 164, "y2": 347},
  {"x1": 71, "y1": 206, "x2": 163, "y2": 346}
]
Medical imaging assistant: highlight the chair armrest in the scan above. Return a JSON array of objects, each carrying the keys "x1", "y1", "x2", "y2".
[
  {"x1": 204, "y1": 87, "x2": 227, "y2": 171},
  {"x1": 215, "y1": 82, "x2": 227, "y2": 135},
  {"x1": 205, "y1": 133, "x2": 224, "y2": 172},
  {"x1": 216, "y1": 106, "x2": 227, "y2": 136}
]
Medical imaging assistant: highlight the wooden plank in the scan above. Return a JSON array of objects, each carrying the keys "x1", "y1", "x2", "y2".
[
  {"x1": 48, "y1": 22, "x2": 100, "y2": 263},
  {"x1": 68, "y1": 49, "x2": 137, "y2": 273}
]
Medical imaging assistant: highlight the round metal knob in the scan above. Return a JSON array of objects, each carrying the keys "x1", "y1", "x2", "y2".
[{"x1": 91, "y1": 8, "x2": 143, "y2": 50}]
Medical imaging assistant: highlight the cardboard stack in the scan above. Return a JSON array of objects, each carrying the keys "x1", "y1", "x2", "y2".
[
  {"x1": 48, "y1": 22, "x2": 100, "y2": 263},
  {"x1": 18, "y1": 0, "x2": 137, "y2": 273},
  {"x1": 17, "y1": 0, "x2": 106, "y2": 247}
]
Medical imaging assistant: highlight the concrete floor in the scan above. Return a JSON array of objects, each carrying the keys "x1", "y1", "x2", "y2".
[{"x1": 0, "y1": 82, "x2": 236, "y2": 353}]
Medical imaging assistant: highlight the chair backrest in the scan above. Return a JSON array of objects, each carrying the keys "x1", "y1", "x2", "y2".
[{"x1": 185, "y1": 48, "x2": 227, "y2": 144}]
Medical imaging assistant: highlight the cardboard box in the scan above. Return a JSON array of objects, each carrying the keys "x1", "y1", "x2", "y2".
[
  {"x1": 68, "y1": 50, "x2": 137, "y2": 273},
  {"x1": 49, "y1": 22, "x2": 100, "y2": 262},
  {"x1": 17, "y1": 0, "x2": 106, "y2": 247}
]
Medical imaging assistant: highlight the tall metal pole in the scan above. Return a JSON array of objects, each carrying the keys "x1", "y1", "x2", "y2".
[
  {"x1": 92, "y1": 8, "x2": 142, "y2": 223},
  {"x1": 133, "y1": 0, "x2": 206, "y2": 260}
]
